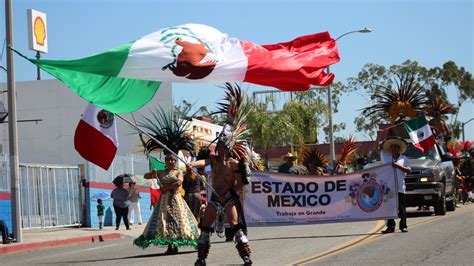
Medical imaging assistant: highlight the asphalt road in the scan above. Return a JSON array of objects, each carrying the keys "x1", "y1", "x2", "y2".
[{"x1": 2, "y1": 204, "x2": 473, "y2": 265}]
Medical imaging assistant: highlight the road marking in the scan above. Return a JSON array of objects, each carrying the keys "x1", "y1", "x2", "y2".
[
  {"x1": 82, "y1": 244, "x2": 118, "y2": 252},
  {"x1": 289, "y1": 220, "x2": 385, "y2": 265},
  {"x1": 291, "y1": 206, "x2": 474, "y2": 265}
]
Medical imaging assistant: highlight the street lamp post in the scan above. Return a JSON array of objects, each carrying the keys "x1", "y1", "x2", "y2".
[
  {"x1": 462, "y1": 118, "x2": 474, "y2": 142},
  {"x1": 327, "y1": 28, "x2": 372, "y2": 167},
  {"x1": 5, "y1": 0, "x2": 22, "y2": 242}
]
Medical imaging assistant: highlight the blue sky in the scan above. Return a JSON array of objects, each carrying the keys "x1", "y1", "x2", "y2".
[{"x1": 1, "y1": 0, "x2": 472, "y2": 141}]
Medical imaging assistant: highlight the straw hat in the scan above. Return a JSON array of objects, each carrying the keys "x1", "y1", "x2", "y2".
[
  {"x1": 382, "y1": 136, "x2": 408, "y2": 154},
  {"x1": 283, "y1": 152, "x2": 296, "y2": 160}
]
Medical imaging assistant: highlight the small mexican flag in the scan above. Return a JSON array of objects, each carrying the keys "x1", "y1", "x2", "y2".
[
  {"x1": 404, "y1": 115, "x2": 436, "y2": 152},
  {"x1": 148, "y1": 156, "x2": 165, "y2": 207}
]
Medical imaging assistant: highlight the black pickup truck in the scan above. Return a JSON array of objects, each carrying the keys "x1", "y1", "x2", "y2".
[
  {"x1": 365, "y1": 140, "x2": 456, "y2": 215},
  {"x1": 403, "y1": 141, "x2": 456, "y2": 215}
]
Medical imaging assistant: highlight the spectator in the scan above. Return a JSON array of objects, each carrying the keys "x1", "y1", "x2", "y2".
[
  {"x1": 111, "y1": 182, "x2": 130, "y2": 230},
  {"x1": 184, "y1": 165, "x2": 203, "y2": 222},
  {"x1": 97, "y1": 199, "x2": 105, "y2": 229},
  {"x1": 380, "y1": 136, "x2": 411, "y2": 234},
  {"x1": 128, "y1": 182, "x2": 143, "y2": 225},
  {"x1": 278, "y1": 153, "x2": 296, "y2": 173},
  {"x1": 0, "y1": 220, "x2": 14, "y2": 244}
]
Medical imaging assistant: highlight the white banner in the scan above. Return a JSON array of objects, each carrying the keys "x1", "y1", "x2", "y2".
[{"x1": 244, "y1": 164, "x2": 398, "y2": 226}]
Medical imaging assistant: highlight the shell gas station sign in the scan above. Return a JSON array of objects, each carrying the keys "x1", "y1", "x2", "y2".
[{"x1": 27, "y1": 9, "x2": 48, "y2": 53}]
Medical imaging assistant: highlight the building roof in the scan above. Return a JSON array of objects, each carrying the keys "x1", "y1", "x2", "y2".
[{"x1": 254, "y1": 140, "x2": 377, "y2": 160}]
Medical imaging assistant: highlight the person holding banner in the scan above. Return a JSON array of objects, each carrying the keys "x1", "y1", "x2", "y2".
[
  {"x1": 278, "y1": 153, "x2": 296, "y2": 173},
  {"x1": 380, "y1": 136, "x2": 411, "y2": 233}
]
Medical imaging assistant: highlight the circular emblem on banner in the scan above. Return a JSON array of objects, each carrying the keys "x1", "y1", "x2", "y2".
[
  {"x1": 97, "y1": 109, "x2": 114, "y2": 129},
  {"x1": 355, "y1": 180, "x2": 384, "y2": 213},
  {"x1": 417, "y1": 130, "x2": 425, "y2": 139}
]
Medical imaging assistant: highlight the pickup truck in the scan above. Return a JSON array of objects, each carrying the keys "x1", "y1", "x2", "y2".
[{"x1": 365, "y1": 140, "x2": 456, "y2": 215}]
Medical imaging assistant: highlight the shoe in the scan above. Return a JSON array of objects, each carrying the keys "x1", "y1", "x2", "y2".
[
  {"x1": 195, "y1": 259, "x2": 206, "y2": 266},
  {"x1": 115, "y1": 227, "x2": 119, "y2": 230},
  {"x1": 172, "y1": 246, "x2": 179, "y2": 254},
  {"x1": 126, "y1": 227, "x2": 131, "y2": 230},
  {"x1": 138, "y1": 223, "x2": 142, "y2": 225},
  {"x1": 164, "y1": 245, "x2": 174, "y2": 255},
  {"x1": 400, "y1": 228, "x2": 408, "y2": 233},
  {"x1": 2, "y1": 237, "x2": 15, "y2": 244},
  {"x1": 243, "y1": 256, "x2": 253, "y2": 265},
  {"x1": 381, "y1": 228, "x2": 395, "y2": 234}
]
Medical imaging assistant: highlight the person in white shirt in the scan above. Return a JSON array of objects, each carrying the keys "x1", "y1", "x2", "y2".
[
  {"x1": 128, "y1": 182, "x2": 143, "y2": 225},
  {"x1": 380, "y1": 136, "x2": 411, "y2": 233}
]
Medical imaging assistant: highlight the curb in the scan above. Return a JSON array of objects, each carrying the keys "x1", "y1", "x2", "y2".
[{"x1": 0, "y1": 233, "x2": 123, "y2": 255}]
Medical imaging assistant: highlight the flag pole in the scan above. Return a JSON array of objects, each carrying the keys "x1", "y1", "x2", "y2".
[{"x1": 115, "y1": 113, "x2": 217, "y2": 195}]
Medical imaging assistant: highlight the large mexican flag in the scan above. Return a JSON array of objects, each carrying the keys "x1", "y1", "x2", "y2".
[
  {"x1": 16, "y1": 24, "x2": 339, "y2": 113},
  {"x1": 404, "y1": 115, "x2": 436, "y2": 152}
]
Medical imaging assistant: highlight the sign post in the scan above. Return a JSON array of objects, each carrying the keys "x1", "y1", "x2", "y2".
[{"x1": 27, "y1": 9, "x2": 48, "y2": 80}]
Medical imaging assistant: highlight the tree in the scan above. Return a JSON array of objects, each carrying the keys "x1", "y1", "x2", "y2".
[
  {"x1": 347, "y1": 60, "x2": 473, "y2": 140},
  {"x1": 293, "y1": 82, "x2": 348, "y2": 142},
  {"x1": 437, "y1": 61, "x2": 474, "y2": 137},
  {"x1": 246, "y1": 97, "x2": 302, "y2": 166},
  {"x1": 174, "y1": 100, "x2": 226, "y2": 125},
  {"x1": 280, "y1": 98, "x2": 327, "y2": 144},
  {"x1": 174, "y1": 100, "x2": 194, "y2": 119}
]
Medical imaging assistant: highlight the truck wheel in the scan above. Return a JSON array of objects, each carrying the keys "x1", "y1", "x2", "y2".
[
  {"x1": 446, "y1": 193, "x2": 456, "y2": 212},
  {"x1": 434, "y1": 191, "x2": 446, "y2": 215}
]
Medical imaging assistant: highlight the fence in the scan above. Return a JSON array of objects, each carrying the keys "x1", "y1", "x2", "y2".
[
  {"x1": 0, "y1": 153, "x2": 9, "y2": 192},
  {"x1": 87, "y1": 154, "x2": 153, "y2": 183},
  {"x1": 19, "y1": 163, "x2": 82, "y2": 229}
]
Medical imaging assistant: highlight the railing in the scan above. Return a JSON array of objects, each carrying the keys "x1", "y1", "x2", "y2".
[
  {"x1": 19, "y1": 163, "x2": 82, "y2": 229},
  {"x1": 0, "y1": 153, "x2": 9, "y2": 192},
  {"x1": 87, "y1": 154, "x2": 152, "y2": 183}
]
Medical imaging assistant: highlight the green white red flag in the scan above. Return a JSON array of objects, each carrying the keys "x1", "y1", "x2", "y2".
[
  {"x1": 74, "y1": 103, "x2": 118, "y2": 170},
  {"x1": 404, "y1": 115, "x2": 436, "y2": 152},
  {"x1": 15, "y1": 24, "x2": 339, "y2": 114}
]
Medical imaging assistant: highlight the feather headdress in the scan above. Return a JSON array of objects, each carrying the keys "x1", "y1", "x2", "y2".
[
  {"x1": 300, "y1": 146, "x2": 328, "y2": 175},
  {"x1": 139, "y1": 107, "x2": 196, "y2": 156},
  {"x1": 425, "y1": 95, "x2": 453, "y2": 118},
  {"x1": 214, "y1": 83, "x2": 253, "y2": 162},
  {"x1": 334, "y1": 135, "x2": 358, "y2": 173},
  {"x1": 360, "y1": 74, "x2": 428, "y2": 124}
]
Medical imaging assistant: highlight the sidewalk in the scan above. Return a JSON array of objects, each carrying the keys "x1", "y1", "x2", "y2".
[{"x1": 0, "y1": 223, "x2": 146, "y2": 255}]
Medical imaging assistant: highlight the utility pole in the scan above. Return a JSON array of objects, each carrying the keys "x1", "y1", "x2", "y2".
[{"x1": 5, "y1": 0, "x2": 22, "y2": 242}]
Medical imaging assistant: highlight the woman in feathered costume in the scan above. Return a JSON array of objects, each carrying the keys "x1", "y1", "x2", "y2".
[{"x1": 133, "y1": 108, "x2": 200, "y2": 255}]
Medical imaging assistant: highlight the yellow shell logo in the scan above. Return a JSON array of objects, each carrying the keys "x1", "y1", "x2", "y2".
[{"x1": 34, "y1": 17, "x2": 46, "y2": 46}]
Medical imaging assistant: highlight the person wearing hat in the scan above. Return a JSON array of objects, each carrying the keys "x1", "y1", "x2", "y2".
[
  {"x1": 380, "y1": 136, "x2": 411, "y2": 233},
  {"x1": 278, "y1": 152, "x2": 296, "y2": 173}
]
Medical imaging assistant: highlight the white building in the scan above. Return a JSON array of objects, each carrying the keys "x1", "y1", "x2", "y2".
[
  {"x1": 0, "y1": 79, "x2": 172, "y2": 165},
  {"x1": 188, "y1": 117, "x2": 223, "y2": 148}
]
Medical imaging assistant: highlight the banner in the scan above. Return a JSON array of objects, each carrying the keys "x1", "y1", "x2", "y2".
[{"x1": 244, "y1": 164, "x2": 398, "y2": 226}]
